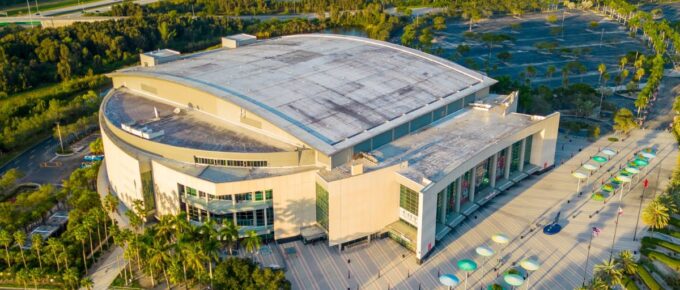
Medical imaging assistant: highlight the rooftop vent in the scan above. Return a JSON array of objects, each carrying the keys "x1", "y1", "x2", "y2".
[
  {"x1": 139, "y1": 49, "x2": 181, "y2": 67},
  {"x1": 121, "y1": 123, "x2": 165, "y2": 140},
  {"x1": 222, "y1": 34, "x2": 257, "y2": 49}
]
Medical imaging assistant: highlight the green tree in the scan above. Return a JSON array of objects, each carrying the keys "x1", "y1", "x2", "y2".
[
  {"x1": 62, "y1": 267, "x2": 79, "y2": 290},
  {"x1": 15, "y1": 268, "x2": 30, "y2": 289},
  {"x1": 80, "y1": 277, "x2": 94, "y2": 290},
  {"x1": 158, "y1": 21, "x2": 177, "y2": 47},
  {"x1": 546, "y1": 65, "x2": 556, "y2": 78},
  {"x1": 13, "y1": 231, "x2": 27, "y2": 269},
  {"x1": 594, "y1": 260, "x2": 623, "y2": 288},
  {"x1": 46, "y1": 237, "x2": 62, "y2": 272},
  {"x1": 74, "y1": 225, "x2": 89, "y2": 274},
  {"x1": 219, "y1": 220, "x2": 240, "y2": 255},
  {"x1": 89, "y1": 137, "x2": 103, "y2": 154},
  {"x1": 31, "y1": 234, "x2": 43, "y2": 270},
  {"x1": 401, "y1": 24, "x2": 416, "y2": 46},
  {"x1": 615, "y1": 250, "x2": 637, "y2": 276},
  {"x1": 613, "y1": 108, "x2": 636, "y2": 135},
  {"x1": 433, "y1": 16, "x2": 446, "y2": 30},
  {"x1": 243, "y1": 230, "x2": 261, "y2": 259},
  {"x1": 0, "y1": 229, "x2": 12, "y2": 268},
  {"x1": 642, "y1": 197, "x2": 670, "y2": 236}
]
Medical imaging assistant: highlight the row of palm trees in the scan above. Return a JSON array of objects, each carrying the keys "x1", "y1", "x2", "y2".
[{"x1": 113, "y1": 204, "x2": 264, "y2": 289}]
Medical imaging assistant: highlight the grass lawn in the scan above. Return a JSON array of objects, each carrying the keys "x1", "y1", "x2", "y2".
[
  {"x1": 622, "y1": 276, "x2": 639, "y2": 290},
  {"x1": 642, "y1": 236, "x2": 680, "y2": 253},
  {"x1": 2, "y1": 0, "x2": 104, "y2": 16},
  {"x1": 647, "y1": 250, "x2": 680, "y2": 271}
]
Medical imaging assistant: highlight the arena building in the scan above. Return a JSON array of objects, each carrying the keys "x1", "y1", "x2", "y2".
[{"x1": 99, "y1": 34, "x2": 559, "y2": 262}]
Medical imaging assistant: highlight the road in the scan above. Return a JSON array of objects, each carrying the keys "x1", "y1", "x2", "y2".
[{"x1": 0, "y1": 134, "x2": 98, "y2": 186}]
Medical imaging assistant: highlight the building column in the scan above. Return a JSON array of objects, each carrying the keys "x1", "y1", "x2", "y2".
[
  {"x1": 490, "y1": 153, "x2": 498, "y2": 188},
  {"x1": 439, "y1": 189, "x2": 448, "y2": 223},
  {"x1": 504, "y1": 146, "x2": 512, "y2": 179},
  {"x1": 519, "y1": 138, "x2": 526, "y2": 172},
  {"x1": 455, "y1": 177, "x2": 462, "y2": 213},
  {"x1": 205, "y1": 195, "x2": 211, "y2": 221},
  {"x1": 469, "y1": 169, "x2": 476, "y2": 203},
  {"x1": 233, "y1": 212, "x2": 237, "y2": 227},
  {"x1": 264, "y1": 208, "x2": 268, "y2": 227}
]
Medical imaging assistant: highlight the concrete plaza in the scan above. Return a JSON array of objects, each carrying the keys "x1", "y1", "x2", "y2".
[{"x1": 277, "y1": 128, "x2": 677, "y2": 289}]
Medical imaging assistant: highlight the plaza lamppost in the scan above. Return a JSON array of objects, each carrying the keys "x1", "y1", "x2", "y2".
[
  {"x1": 572, "y1": 171, "x2": 588, "y2": 194},
  {"x1": 475, "y1": 245, "x2": 495, "y2": 287},
  {"x1": 503, "y1": 273, "x2": 525, "y2": 290},
  {"x1": 439, "y1": 274, "x2": 460, "y2": 290},
  {"x1": 457, "y1": 259, "x2": 477, "y2": 290},
  {"x1": 608, "y1": 174, "x2": 630, "y2": 262},
  {"x1": 491, "y1": 233, "x2": 510, "y2": 262},
  {"x1": 520, "y1": 258, "x2": 541, "y2": 289}
]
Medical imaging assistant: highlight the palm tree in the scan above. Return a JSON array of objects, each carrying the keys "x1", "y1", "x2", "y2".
[
  {"x1": 80, "y1": 277, "x2": 94, "y2": 290},
  {"x1": 642, "y1": 197, "x2": 670, "y2": 237},
  {"x1": 0, "y1": 229, "x2": 12, "y2": 268},
  {"x1": 179, "y1": 242, "x2": 205, "y2": 288},
  {"x1": 104, "y1": 193, "x2": 119, "y2": 218},
  {"x1": 615, "y1": 250, "x2": 637, "y2": 276},
  {"x1": 83, "y1": 215, "x2": 96, "y2": 263},
  {"x1": 31, "y1": 234, "x2": 43, "y2": 270},
  {"x1": 594, "y1": 260, "x2": 623, "y2": 287},
  {"x1": 199, "y1": 219, "x2": 219, "y2": 288},
  {"x1": 74, "y1": 225, "x2": 89, "y2": 273},
  {"x1": 147, "y1": 238, "x2": 171, "y2": 288},
  {"x1": 92, "y1": 208, "x2": 104, "y2": 249},
  {"x1": 46, "y1": 238, "x2": 62, "y2": 272},
  {"x1": 13, "y1": 231, "x2": 28, "y2": 269},
  {"x1": 218, "y1": 220, "x2": 239, "y2": 255},
  {"x1": 243, "y1": 230, "x2": 262, "y2": 260}
]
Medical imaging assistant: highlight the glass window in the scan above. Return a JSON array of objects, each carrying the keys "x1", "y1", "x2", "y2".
[
  {"x1": 214, "y1": 194, "x2": 232, "y2": 201},
  {"x1": 399, "y1": 185, "x2": 419, "y2": 216},
  {"x1": 446, "y1": 99, "x2": 463, "y2": 114},
  {"x1": 511, "y1": 141, "x2": 521, "y2": 173},
  {"x1": 186, "y1": 186, "x2": 197, "y2": 197},
  {"x1": 372, "y1": 130, "x2": 393, "y2": 149},
  {"x1": 188, "y1": 205, "x2": 201, "y2": 222},
  {"x1": 432, "y1": 106, "x2": 447, "y2": 121},
  {"x1": 393, "y1": 123, "x2": 410, "y2": 139},
  {"x1": 410, "y1": 113, "x2": 432, "y2": 132},
  {"x1": 524, "y1": 135, "x2": 533, "y2": 165},
  {"x1": 266, "y1": 207, "x2": 274, "y2": 226},
  {"x1": 316, "y1": 183, "x2": 329, "y2": 230},
  {"x1": 256, "y1": 209, "x2": 265, "y2": 227},
  {"x1": 255, "y1": 191, "x2": 263, "y2": 201},
  {"x1": 460, "y1": 171, "x2": 471, "y2": 206},
  {"x1": 464, "y1": 94, "x2": 476, "y2": 105},
  {"x1": 446, "y1": 180, "x2": 457, "y2": 213},
  {"x1": 497, "y1": 149, "x2": 507, "y2": 180},
  {"x1": 177, "y1": 184, "x2": 185, "y2": 196},
  {"x1": 235, "y1": 193, "x2": 252, "y2": 203},
  {"x1": 353, "y1": 139, "x2": 372, "y2": 153},
  {"x1": 475, "y1": 157, "x2": 491, "y2": 192},
  {"x1": 265, "y1": 190, "x2": 273, "y2": 200},
  {"x1": 236, "y1": 211, "x2": 254, "y2": 226},
  {"x1": 199, "y1": 191, "x2": 207, "y2": 198},
  {"x1": 212, "y1": 213, "x2": 233, "y2": 225}
]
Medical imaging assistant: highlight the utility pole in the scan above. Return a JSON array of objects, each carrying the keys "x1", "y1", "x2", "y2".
[
  {"x1": 56, "y1": 122, "x2": 64, "y2": 153},
  {"x1": 34, "y1": 0, "x2": 40, "y2": 15},
  {"x1": 561, "y1": 9, "x2": 566, "y2": 40},
  {"x1": 600, "y1": 28, "x2": 605, "y2": 47}
]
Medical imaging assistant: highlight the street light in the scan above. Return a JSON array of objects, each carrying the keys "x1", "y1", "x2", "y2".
[
  {"x1": 572, "y1": 171, "x2": 588, "y2": 193},
  {"x1": 439, "y1": 274, "x2": 460, "y2": 290},
  {"x1": 475, "y1": 245, "x2": 495, "y2": 287},
  {"x1": 520, "y1": 258, "x2": 541, "y2": 289},
  {"x1": 457, "y1": 259, "x2": 478, "y2": 290}
]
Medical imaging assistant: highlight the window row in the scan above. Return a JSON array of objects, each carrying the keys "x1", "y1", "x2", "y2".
[
  {"x1": 399, "y1": 185, "x2": 419, "y2": 216},
  {"x1": 184, "y1": 203, "x2": 274, "y2": 227},
  {"x1": 353, "y1": 94, "x2": 475, "y2": 153},
  {"x1": 194, "y1": 156, "x2": 268, "y2": 168},
  {"x1": 178, "y1": 184, "x2": 273, "y2": 203}
]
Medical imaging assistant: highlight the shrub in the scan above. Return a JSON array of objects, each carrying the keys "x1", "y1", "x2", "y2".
[
  {"x1": 647, "y1": 251, "x2": 680, "y2": 271},
  {"x1": 546, "y1": 15, "x2": 558, "y2": 23},
  {"x1": 622, "y1": 276, "x2": 639, "y2": 290},
  {"x1": 637, "y1": 266, "x2": 662, "y2": 290},
  {"x1": 590, "y1": 21, "x2": 599, "y2": 28}
]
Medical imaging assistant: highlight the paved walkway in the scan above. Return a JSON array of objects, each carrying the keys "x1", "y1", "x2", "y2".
[{"x1": 281, "y1": 129, "x2": 677, "y2": 289}]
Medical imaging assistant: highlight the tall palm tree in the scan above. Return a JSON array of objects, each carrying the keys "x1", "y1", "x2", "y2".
[
  {"x1": 179, "y1": 242, "x2": 205, "y2": 288},
  {"x1": 243, "y1": 230, "x2": 262, "y2": 260},
  {"x1": 29, "y1": 268, "x2": 42, "y2": 289},
  {"x1": 147, "y1": 238, "x2": 171, "y2": 289},
  {"x1": 103, "y1": 193, "x2": 119, "y2": 218},
  {"x1": 46, "y1": 238, "x2": 62, "y2": 272},
  {"x1": 642, "y1": 197, "x2": 670, "y2": 237},
  {"x1": 199, "y1": 219, "x2": 219, "y2": 288},
  {"x1": 83, "y1": 216, "x2": 96, "y2": 263},
  {"x1": 91, "y1": 208, "x2": 104, "y2": 249},
  {"x1": 615, "y1": 250, "x2": 637, "y2": 276},
  {"x1": 0, "y1": 229, "x2": 12, "y2": 268},
  {"x1": 594, "y1": 260, "x2": 623, "y2": 287},
  {"x1": 31, "y1": 234, "x2": 43, "y2": 270},
  {"x1": 15, "y1": 268, "x2": 29, "y2": 289},
  {"x1": 13, "y1": 231, "x2": 28, "y2": 269},
  {"x1": 74, "y1": 225, "x2": 89, "y2": 274},
  {"x1": 218, "y1": 220, "x2": 239, "y2": 255}
]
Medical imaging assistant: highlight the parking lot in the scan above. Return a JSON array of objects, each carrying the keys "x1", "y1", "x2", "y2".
[{"x1": 434, "y1": 10, "x2": 653, "y2": 88}]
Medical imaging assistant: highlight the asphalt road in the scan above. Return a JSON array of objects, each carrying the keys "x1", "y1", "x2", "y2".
[{"x1": 0, "y1": 134, "x2": 98, "y2": 186}]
